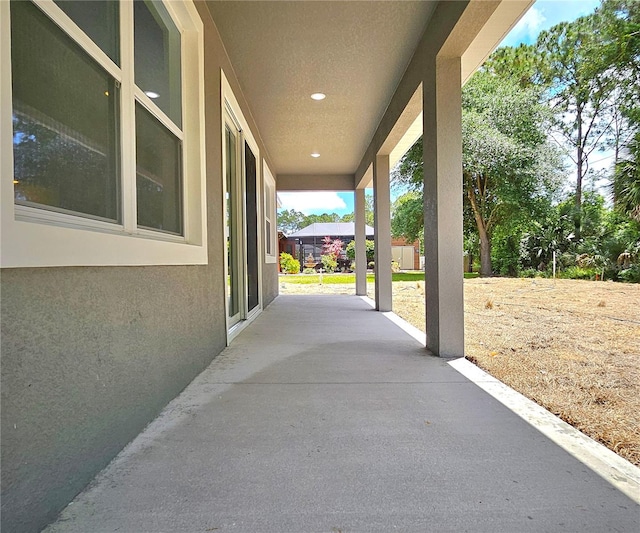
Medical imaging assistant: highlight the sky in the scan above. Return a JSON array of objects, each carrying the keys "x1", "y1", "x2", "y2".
[{"x1": 278, "y1": 0, "x2": 603, "y2": 217}]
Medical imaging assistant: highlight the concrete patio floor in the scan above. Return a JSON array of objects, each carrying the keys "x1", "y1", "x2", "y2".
[{"x1": 45, "y1": 295, "x2": 639, "y2": 533}]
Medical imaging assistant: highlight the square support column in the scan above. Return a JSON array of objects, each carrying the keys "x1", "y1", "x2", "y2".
[
  {"x1": 373, "y1": 154, "x2": 392, "y2": 312},
  {"x1": 422, "y1": 56, "x2": 464, "y2": 357},
  {"x1": 355, "y1": 188, "x2": 367, "y2": 296}
]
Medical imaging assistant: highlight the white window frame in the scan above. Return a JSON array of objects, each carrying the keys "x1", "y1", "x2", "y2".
[
  {"x1": 0, "y1": 0, "x2": 207, "y2": 267},
  {"x1": 263, "y1": 162, "x2": 277, "y2": 263}
]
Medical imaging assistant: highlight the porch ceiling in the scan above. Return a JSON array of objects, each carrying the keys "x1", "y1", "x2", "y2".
[{"x1": 206, "y1": 1, "x2": 437, "y2": 178}]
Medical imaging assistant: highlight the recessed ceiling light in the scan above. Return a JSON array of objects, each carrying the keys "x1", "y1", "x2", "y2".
[
  {"x1": 145, "y1": 91, "x2": 160, "y2": 99},
  {"x1": 310, "y1": 93, "x2": 326, "y2": 101},
  {"x1": 311, "y1": 153, "x2": 320, "y2": 158}
]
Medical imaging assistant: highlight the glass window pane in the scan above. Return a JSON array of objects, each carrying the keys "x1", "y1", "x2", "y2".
[
  {"x1": 266, "y1": 220, "x2": 272, "y2": 255},
  {"x1": 11, "y1": 1, "x2": 120, "y2": 223},
  {"x1": 54, "y1": 0, "x2": 119, "y2": 64},
  {"x1": 225, "y1": 126, "x2": 239, "y2": 319},
  {"x1": 245, "y1": 142, "x2": 259, "y2": 312},
  {"x1": 136, "y1": 103, "x2": 182, "y2": 235},
  {"x1": 134, "y1": 0, "x2": 181, "y2": 127}
]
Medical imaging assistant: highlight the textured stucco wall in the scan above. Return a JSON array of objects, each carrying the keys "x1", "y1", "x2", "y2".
[
  {"x1": 0, "y1": 3, "x2": 279, "y2": 532},
  {"x1": 0, "y1": 266, "x2": 227, "y2": 533},
  {"x1": 262, "y1": 261, "x2": 279, "y2": 307}
]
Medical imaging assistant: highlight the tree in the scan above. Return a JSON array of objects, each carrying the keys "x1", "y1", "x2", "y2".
[
  {"x1": 277, "y1": 209, "x2": 306, "y2": 234},
  {"x1": 304, "y1": 212, "x2": 341, "y2": 225},
  {"x1": 463, "y1": 71, "x2": 561, "y2": 276},
  {"x1": 613, "y1": 133, "x2": 640, "y2": 221},
  {"x1": 345, "y1": 239, "x2": 375, "y2": 263},
  {"x1": 319, "y1": 236, "x2": 344, "y2": 273},
  {"x1": 363, "y1": 191, "x2": 375, "y2": 227},
  {"x1": 391, "y1": 191, "x2": 423, "y2": 243},
  {"x1": 534, "y1": 13, "x2": 619, "y2": 238},
  {"x1": 393, "y1": 64, "x2": 562, "y2": 276},
  {"x1": 484, "y1": 43, "x2": 540, "y2": 89},
  {"x1": 321, "y1": 236, "x2": 344, "y2": 259},
  {"x1": 597, "y1": 0, "x2": 640, "y2": 221}
]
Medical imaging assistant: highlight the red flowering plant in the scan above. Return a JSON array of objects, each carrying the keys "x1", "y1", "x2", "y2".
[{"x1": 320, "y1": 236, "x2": 344, "y2": 272}]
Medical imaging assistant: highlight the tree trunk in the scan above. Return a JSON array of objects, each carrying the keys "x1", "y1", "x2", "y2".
[
  {"x1": 575, "y1": 106, "x2": 584, "y2": 240},
  {"x1": 467, "y1": 184, "x2": 492, "y2": 277},
  {"x1": 478, "y1": 226, "x2": 492, "y2": 277}
]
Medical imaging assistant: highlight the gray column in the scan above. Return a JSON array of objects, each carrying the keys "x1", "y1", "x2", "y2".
[
  {"x1": 373, "y1": 154, "x2": 392, "y2": 312},
  {"x1": 355, "y1": 188, "x2": 367, "y2": 296},
  {"x1": 422, "y1": 56, "x2": 464, "y2": 357}
]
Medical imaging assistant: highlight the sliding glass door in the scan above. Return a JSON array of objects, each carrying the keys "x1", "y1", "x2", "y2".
[
  {"x1": 225, "y1": 121, "x2": 241, "y2": 328},
  {"x1": 224, "y1": 109, "x2": 260, "y2": 334}
]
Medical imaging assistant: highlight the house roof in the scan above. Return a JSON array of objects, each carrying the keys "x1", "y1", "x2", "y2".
[{"x1": 288, "y1": 223, "x2": 374, "y2": 238}]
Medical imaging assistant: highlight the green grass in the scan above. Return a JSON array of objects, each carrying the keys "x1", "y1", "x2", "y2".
[
  {"x1": 279, "y1": 271, "x2": 479, "y2": 284},
  {"x1": 280, "y1": 273, "x2": 366, "y2": 284}
]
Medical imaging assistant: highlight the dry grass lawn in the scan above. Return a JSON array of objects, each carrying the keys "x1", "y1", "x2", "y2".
[{"x1": 281, "y1": 277, "x2": 640, "y2": 466}]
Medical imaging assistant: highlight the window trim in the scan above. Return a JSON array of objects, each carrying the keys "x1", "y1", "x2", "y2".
[
  {"x1": 0, "y1": 0, "x2": 207, "y2": 267},
  {"x1": 263, "y1": 162, "x2": 277, "y2": 263}
]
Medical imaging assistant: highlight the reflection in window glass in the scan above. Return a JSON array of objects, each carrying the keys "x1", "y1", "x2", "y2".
[
  {"x1": 245, "y1": 142, "x2": 259, "y2": 312},
  {"x1": 54, "y1": 0, "x2": 120, "y2": 64},
  {"x1": 225, "y1": 125, "x2": 239, "y2": 318},
  {"x1": 264, "y1": 179, "x2": 274, "y2": 256},
  {"x1": 11, "y1": 1, "x2": 120, "y2": 222},
  {"x1": 136, "y1": 103, "x2": 182, "y2": 235},
  {"x1": 134, "y1": 0, "x2": 182, "y2": 127}
]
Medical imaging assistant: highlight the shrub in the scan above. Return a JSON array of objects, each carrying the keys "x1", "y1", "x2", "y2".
[
  {"x1": 345, "y1": 239, "x2": 375, "y2": 262},
  {"x1": 368, "y1": 261, "x2": 375, "y2": 269},
  {"x1": 558, "y1": 266, "x2": 595, "y2": 280},
  {"x1": 519, "y1": 268, "x2": 542, "y2": 278},
  {"x1": 279, "y1": 252, "x2": 300, "y2": 274},
  {"x1": 303, "y1": 268, "x2": 316, "y2": 275},
  {"x1": 321, "y1": 254, "x2": 337, "y2": 273},
  {"x1": 619, "y1": 265, "x2": 640, "y2": 283}
]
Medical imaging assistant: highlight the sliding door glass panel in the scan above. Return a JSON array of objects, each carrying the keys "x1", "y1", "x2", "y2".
[
  {"x1": 225, "y1": 125, "x2": 240, "y2": 324},
  {"x1": 245, "y1": 142, "x2": 259, "y2": 313}
]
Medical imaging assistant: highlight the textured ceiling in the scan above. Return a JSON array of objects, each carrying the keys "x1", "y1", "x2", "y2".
[{"x1": 207, "y1": 1, "x2": 437, "y2": 176}]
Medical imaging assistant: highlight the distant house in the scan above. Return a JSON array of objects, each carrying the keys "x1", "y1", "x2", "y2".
[
  {"x1": 281, "y1": 223, "x2": 419, "y2": 271},
  {"x1": 285, "y1": 223, "x2": 374, "y2": 265}
]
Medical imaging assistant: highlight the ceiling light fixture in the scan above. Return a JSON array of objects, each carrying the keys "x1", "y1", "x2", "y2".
[
  {"x1": 310, "y1": 93, "x2": 326, "y2": 101},
  {"x1": 311, "y1": 153, "x2": 320, "y2": 158},
  {"x1": 145, "y1": 91, "x2": 160, "y2": 99}
]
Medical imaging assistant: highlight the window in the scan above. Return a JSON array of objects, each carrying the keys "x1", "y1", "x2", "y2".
[
  {"x1": 11, "y1": 1, "x2": 121, "y2": 223},
  {"x1": 136, "y1": 103, "x2": 182, "y2": 235},
  {"x1": 1, "y1": 0, "x2": 206, "y2": 267},
  {"x1": 263, "y1": 163, "x2": 277, "y2": 263},
  {"x1": 53, "y1": 1, "x2": 120, "y2": 64}
]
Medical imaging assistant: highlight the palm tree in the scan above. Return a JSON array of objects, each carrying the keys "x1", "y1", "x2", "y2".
[{"x1": 613, "y1": 133, "x2": 640, "y2": 222}]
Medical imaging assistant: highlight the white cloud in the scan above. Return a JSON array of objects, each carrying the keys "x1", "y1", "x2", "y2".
[
  {"x1": 278, "y1": 192, "x2": 347, "y2": 214},
  {"x1": 510, "y1": 6, "x2": 547, "y2": 42},
  {"x1": 501, "y1": 1, "x2": 601, "y2": 47}
]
